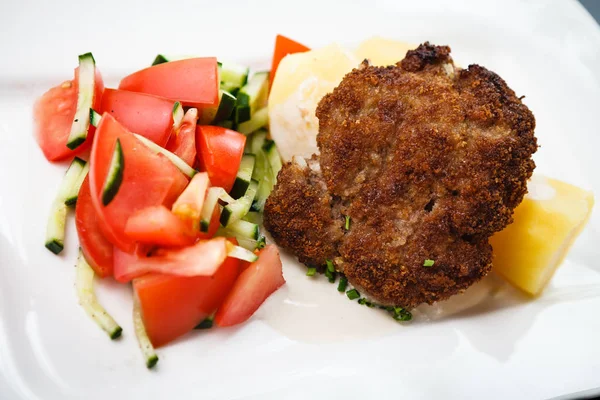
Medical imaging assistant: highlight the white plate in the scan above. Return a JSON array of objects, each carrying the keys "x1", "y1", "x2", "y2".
[{"x1": 1, "y1": 0, "x2": 599, "y2": 399}]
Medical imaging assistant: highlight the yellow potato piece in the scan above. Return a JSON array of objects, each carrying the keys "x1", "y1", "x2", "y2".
[
  {"x1": 354, "y1": 36, "x2": 415, "y2": 66},
  {"x1": 490, "y1": 176, "x2": 594, "y2": 295}
]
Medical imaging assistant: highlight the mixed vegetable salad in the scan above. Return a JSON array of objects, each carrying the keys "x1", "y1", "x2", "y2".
[{"x1": 35, "y1": 35, "x2": 308, "y2": 368}]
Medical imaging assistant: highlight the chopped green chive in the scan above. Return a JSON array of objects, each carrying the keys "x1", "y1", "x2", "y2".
[
  {"x1": 358, "y1": 298, "x2": 367, "y2": 305},
  {"x1": 325, "y1": 268, "x2": 336, "y2": 283},
  {"x1": 337, "y1": 276, "x2": 348, "y2": 292},
  {"x1": 306, "y1": 267, "x2": 317, "y2": 277},
  {"x1": 346, "y1": 289, "x2": 360, "y2": 300},
  {"x1": 391, "y1": 307, "x2": 412, "y2": 321},
  {"x1": 195, "y1": 316, "x2": 214, "y2": 329},
  {"x1": 344, "y1": 215, "x2": 351, "y2": 230},
  {"x1": 423, "y1": 259, "x2": 435, "y2": 267},
  {"x1": 326, "y1": 259, "x2": 335, "y2": 273}
]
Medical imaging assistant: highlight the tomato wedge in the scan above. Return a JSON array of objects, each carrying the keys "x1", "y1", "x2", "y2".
[
  {"x1": 166, "y1": 108, "x2": 197, "y2": 167},
  {"x1": 119, "y1": 58, "x2": 219, "y2": 108},
  {"x1": 75, "y1": 176, "x2": 113, "y2": 277},
  {"x1": 214, "y1": 245, "x2": 285, "y2": 327},
  {"x1": 134, "y1": 250, "x2": 240, "y2": 347},
  {"x1": 89, "y1": 113, "x2": 187, "y2": 252},
  {"x1": 113, "y1": 237, "x2": 229, "y2": 283},
  {"x1": 270, "y1": 35, "x2": 310, "y2": 85},
  {"x1": 34, "y1": 68, "x2": 104, "y2": 161},
  {"x1": 124, "y1": 206, "x2": 196, "y2": 247},
  {"x1": 196, "y1": 126, "x2": 246, "y2": 191},
  {"x1": 100, "y1": 89, "x2": 175, "y2": 147}
]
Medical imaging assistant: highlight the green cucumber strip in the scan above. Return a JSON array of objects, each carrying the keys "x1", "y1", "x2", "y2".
[
  {"x1": 133, "y1": 296, "x2": 159, "y2": 369},
  {"x1": 172, "y1": 101, "x2": 184, "y2": 130},
  {"x1": 199, "y1": 187, "x2": 236, "y2": 232},
  {"x1": 220, "y1": 179, "x2": 258, "y2": 226},
  {"x1": 263, "y1": 139, "x2": 283, "y2": 179},
  {"x1": 237, "y1": 107, "x2": 268, "y2": 135},
  {"x1": 199, "y1": 90, "x2": 236, "y2": 125},
  {"x1": 133, "y1": 133, "x2": 196, "y2": 178},
  {"x1": 242, "y1": 211, "x2": 263, "y2": 225},
  {"x1": 218, "y1": 61, "x2": 249, "y2": 88},
  {"x1": 66, "y1": 53, "x2": 96, "y2": 150},
  {"x1": 152, "y1": 54, "x2": 170, "y2": 65},
  {"x1": 238, "y1": 72, "x2": 269, "y2": 117},
  {"x1": 76, "y1": 249, "x2": 122, "y2": 339},
  {"x1": 249, "y1": 130, "x2": 267, "y2": 154},
  {"x1": 89, "y1": 108, "x2": 102, "y2": 128},
  {"x1": 230, "y1": 154, "x2": 256, "y2": 199},
  {"x1": 64, "y1": 162, "x2": 90, "y2": 206},
  {"x1": 45, "y1": 157, "x2": 88, "y2": 254},
  {"x1": 217, "y1": 120, "x2": 234, "y2": 129},
  {"x1": 233, "y1": 95, "x2": 251, "y2": 124},
  {"x1": 227, "y1": 245, "x2": 258, "y2": 263},
  {"x1": 226, "y1": 219, "x2": 259, "y2": 240},
  {"x1": 251, "y1": 150, "x2": 274, "y2": 212},
  {"x1": 194, "y1": 316, "x2": 214, "y2": 329},
  {"x1": 101, "y1": 138, "x2": 124, "y2": 206}
]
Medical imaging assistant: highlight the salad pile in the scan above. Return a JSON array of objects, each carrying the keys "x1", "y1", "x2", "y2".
[{"x1": 35, "y1": 35, "x2": 307, "y2": 368}]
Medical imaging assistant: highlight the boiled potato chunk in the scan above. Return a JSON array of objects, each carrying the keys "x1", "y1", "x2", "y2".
[
  {"x1": 490, "y1": 176, "x2": 594, "y2": 295},
  {"x1": 354, "y1": 36, "x2": 415, "y2": 66}
]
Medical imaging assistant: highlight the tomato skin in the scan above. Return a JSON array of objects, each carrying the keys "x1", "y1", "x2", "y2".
[
  {"x1": 100, "y1": 89, "x2": 175, "y2": 147},
  {"x1": 195, "y1": 126, "x2": 246, "y2": 191},
  {"x1": 166, "y1": 108, "x2": 197, "y2": 167},
  {"x1": 118, "y1": 58, "x2": 219, "y2": 108},
  {"x1": 89, "y1": 113, "x2": 187, "y2": 252},
  {"x1": 34, "y1": 68, "x2": 104, "y2": 161},
  {"x1": 113, "y1": 237, "x2": 229, "y2": 283},
  {"x1": 75, "y1": 176, "x2": 113, "y2": 277},
  {"x1": 124, "y1": 205, "x2": 196, "y2": 247},
  {"x1": 270, "y1": 35, "x2": 310, "y2": 86},
  {"x1": 214, "y1": 245, "x2": 285, "y2": 327},
  {"x1": 134, "y1": 253, "x2": 240, "y2": 347}
]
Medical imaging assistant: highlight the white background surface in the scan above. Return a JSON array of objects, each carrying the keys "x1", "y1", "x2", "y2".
[{"x1": 1, "y1": 0, "x2": 599, "y2": 399}]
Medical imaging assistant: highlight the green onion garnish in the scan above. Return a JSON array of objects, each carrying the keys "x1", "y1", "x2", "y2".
[
  {"x1": 337, "y1": 276, "x2": 348, "y2": 292},
  {"x1": 346, "y1": 289, "x2": 360, "y2": 300},
  {"x1": 392, "y1": 307, "x2": 412, "y2": 321},
  {"x1": 306, "y1": 267, "x2": 317, "y2": 276},
  {"x1": 325, "y1": 268, "x2": 336, "y2": 283},
  {"x1": 358, "y1": 298, "x2": 366, "y2": 305},
  {"x1": 344, "y1": 215, "x2": 351, "y2": 230},
  {"x1": 326, "y1": 259, "x2": 335, "y2": 272},
  {"x1": 423, "y1": 259, "x2": 435, "y2": 267}
]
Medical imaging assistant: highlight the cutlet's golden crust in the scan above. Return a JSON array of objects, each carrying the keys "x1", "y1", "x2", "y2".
[{"x1": 264, "y1": 42, "x2": 537, "y2": 308}]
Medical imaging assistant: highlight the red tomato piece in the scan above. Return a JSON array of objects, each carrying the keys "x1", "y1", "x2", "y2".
[
  {"x1": 89, "y1": 113, "x2": 187, "y2": 252},
  {"x1": 270, "y1": 35, "x2": 310, "y2": 86},
  {"x1": 214, "y1": 245, "x2": 285, "y2": 327},
  {"x1": 113, "y1": 237, "x2": 230, "y2": 283},
  {"x1": 166, "y1": 108, "x2": 197, "y2": 166},
  {"x1": 75, "y1": 176, "x2": 113, "y2": 278},
  {"x1": 195, "y1": 126, "x2": 246, "y2": 191},
  {"x1": 118, "y1": 58, "x2": 219, "y2": 108},
  {"x1": 133, "y1": 252, "x2": 240, "y2": 347},
  {"x1": 34, "y1": 68, "x2": 104, "y2": 161},
  {"x1": 99, "y1": 89, "x2": 175, "y2": 147},
  {"x1": 124, "y1": 205, "x2": 196, "y2": 247}
]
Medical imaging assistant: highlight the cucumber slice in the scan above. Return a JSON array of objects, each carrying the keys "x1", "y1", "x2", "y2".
[
  {"x1": 45, "y1": 157, "x2": 88, "y2": 254},
  {"x1": 217, "y1": 120, "x2": 234, "y2": 130},
  {"x1": 133, "y1": 296, "x2": 158, "y2": 369},
  {"x1": 133, "y1": 133, "x2": 196, "y2": 178},
  {"x1": 199, "y1": 90, "x2": 236, "y2": 124},
  {"x1": 242, "y1": 211, "x2": 263, "y2": 225},
  {"x1": 249, "y1": 130, "x2": 267, "y2": 154},
  {"x1": 89, "y1": 108, "x2": 102, "y2": 128},
  {"x1": 64, "y1": 162, "x2": 90, "y2": 206},
  {"x1": 234, "y1": 72, "x2": 269, "y2": 124},
  {"x1": 218, "y1": 61, "x2": 249, "y2": 89},
  {"x1": 236, "y1": 107, "x2": 268, "y2": 135},
  {"x1": 199, "y1": 187, "x2": 236, "y2": 232},
  {"x1": 101, "y1": 138, "x2": 124, "y2": 206},
  {"x1": 75, "y1": 249, "x2": 122, "y2": 339},
  {"x1": 172, "y1": 101, "x2": 184, "y2": 129},
  {"x1": 227, "y1": 220, "x2": 260, "y2": 240},
  {"x1": 66, "y1": 53, "x2": 96, "y2": 150},
  {"x1": 220, "y1": 179, "x2": 258, "y2": 227},
  {"x1": 230, "y1": 154, "x2": 256, "y2": 199},
  {"x1": 263, "y1": 139, "x2": 283, "y2": 179},
  {"x1": 227, "y1": 245, "x2": 258, "y2": 262}
]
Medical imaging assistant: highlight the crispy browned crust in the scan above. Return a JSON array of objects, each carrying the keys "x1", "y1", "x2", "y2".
[
  {"x1": 264, "y1": 42, "x2": 537, "y2": 308},
  {"x1": 264, "y1": 156, "x2": 344, "y2": 267}
]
